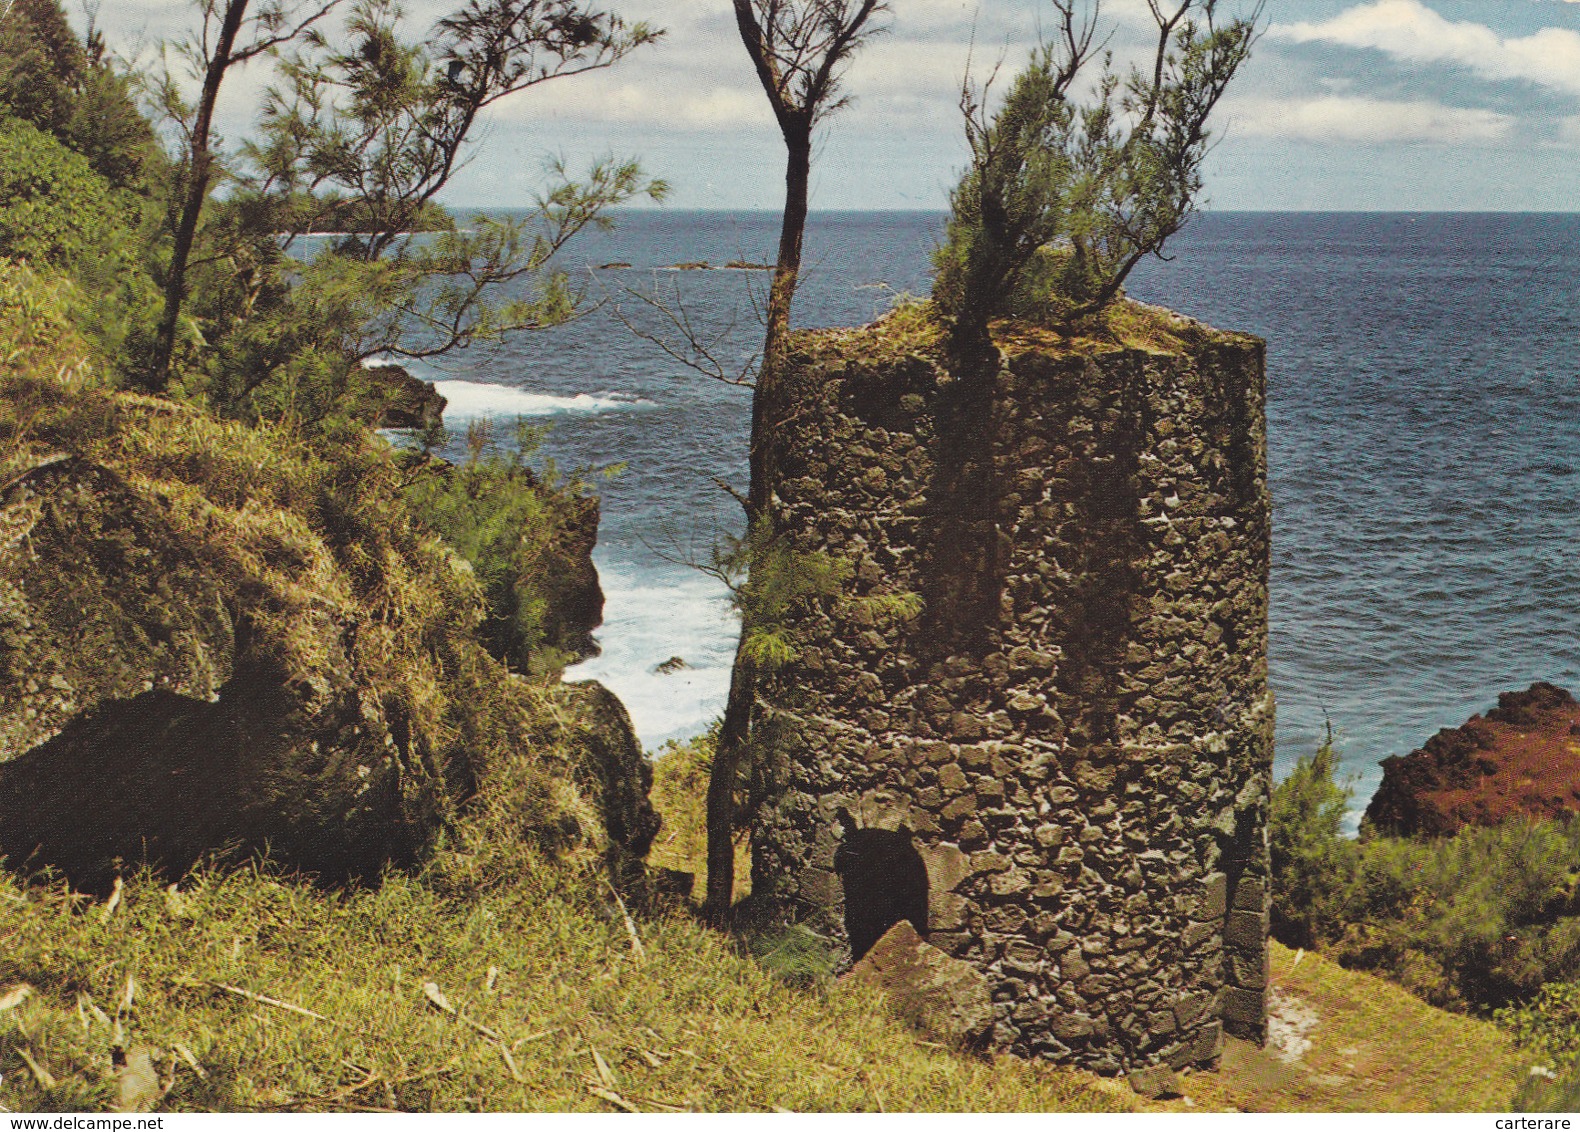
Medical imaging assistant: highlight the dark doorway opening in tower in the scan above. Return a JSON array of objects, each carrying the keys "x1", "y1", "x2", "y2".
[{"x1": 835, "y1": 827, "x2": 930, "y2": 962}]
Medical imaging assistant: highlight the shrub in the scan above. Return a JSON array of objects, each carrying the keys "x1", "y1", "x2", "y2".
[
  {"x1": 1500, "y1": 981, "x2": 1580, "y2": 1113},
  {"x1": 0, "y1": 0, "x2": 165, "y2": 193},
  {"x1": 1497, "y1": 981, "x2": 1580, "y2": 1072},
  {"x1": 401, "y1": 419, "x2": 601, "y2": 677},
  {"x1": 1269, "y1": 734, "x2": 1360, "y2": 949},
  {"x1": 0, "y1": 117, "x2": 162, "y2": 376},
  {"x1": 932, "y1": 0, "x2": 1258, "y2": 353},
  {"x1": 1335, "y1": 818, "x2": 1580, "y2": 1011}
]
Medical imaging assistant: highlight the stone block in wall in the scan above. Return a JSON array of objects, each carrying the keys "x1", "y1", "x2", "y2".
[
  {"x1": 930, "y1": 890, "x2": 970, "y2": 930},
  {"x1": 843, "y1": 920, "x2": 995, "y2": 1048},
  {"x1": 1189, "y1": 1021, "x2": 1224, "y2": 1065},
  {"x1": 1195, "y1": 872, "x2": 1229, "y2": 920},
  {"x1": 1220, "y1": 987, "x2": 1265, "y2": 1033},
  {"x1": 917, "y1": 841, "x2": 970, "y2": 892},
  {"x1": 1233, "y1": 876, "x2": 1267, "y2": 911}
]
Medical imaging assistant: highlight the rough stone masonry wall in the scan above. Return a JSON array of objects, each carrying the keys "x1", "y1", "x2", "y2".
[{"x1": 751, "y1": 309, "x2": 1273, "y2": 1074}]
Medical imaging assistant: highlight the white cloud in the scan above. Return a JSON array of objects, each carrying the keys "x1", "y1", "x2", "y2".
[
  {"x1": 497, "y1": 79, "x2": 772, "y2": 129},
  {"x1": 1228, "y1": 94, "x2": 1514, "y2": 143},
  {"x1": 1272, "y1": 0, "x2": 1580, "y2": 97}
]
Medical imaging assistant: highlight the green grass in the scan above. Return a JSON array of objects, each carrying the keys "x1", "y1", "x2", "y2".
[
  {"x1": 1153, "y1": 943, "x2": 1527, "y2": 1113},
  {"x1": 0, "y1": 835, "x2": 1126, "y2": 1112}
]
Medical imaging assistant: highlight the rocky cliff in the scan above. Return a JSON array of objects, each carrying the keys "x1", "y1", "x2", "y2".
[
  {"x1": 1365, "y1": 682, "x2": 1580, "y2": 836},
  {"x1": 0, "y1": 333, "x2": 649, "y2": 890}
]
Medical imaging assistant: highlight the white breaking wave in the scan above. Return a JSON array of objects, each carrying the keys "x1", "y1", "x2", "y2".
[
  {"x1": 564, "y1": 555, "x2": 737, "y2": 753},
  {"x1": 434, "y1": 379, "x2": 646, "y2": 419}
]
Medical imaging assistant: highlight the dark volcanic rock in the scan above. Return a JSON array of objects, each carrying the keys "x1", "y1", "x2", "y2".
[
  {"x1": 354, "y1": 363, "x2": 447, "y2": 430},
  {"x1": 842, "y1": 919, "x2": 995, "y2": 1048},
  {"x1": 560, "y1": 680, "x2": 660, "y2": 887},
  {"x1": 1365, "y1": 682, "x2": 1580, "y2": 836},
  {"x1": 539, "y1": 492, "x2": 604, "y2": 663},
  {"x1": 0, "y1": 457, "x2": 428, "y2": 888}
]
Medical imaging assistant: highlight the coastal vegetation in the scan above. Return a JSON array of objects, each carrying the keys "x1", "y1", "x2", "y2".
[
  {"x1": 1270, "y1": 740, "x2": 1580, "y2": 1108},
  {"x1": 0, "y1": 0, "x2": 1574, "y2": 1114},
  {"x1": 931, "y1": 0, "x2": 1260, "y2": 359}
]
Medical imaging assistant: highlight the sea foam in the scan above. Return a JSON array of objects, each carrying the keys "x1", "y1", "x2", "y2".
[
  {"x1": 434, "y1": 379, "x2": 647, "y2": 419},
  {"x1": 564, "y1": 555, "x2": 736, "y2": 753}
]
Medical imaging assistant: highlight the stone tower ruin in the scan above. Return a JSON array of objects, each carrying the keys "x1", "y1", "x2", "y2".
[{"x1": 750, "y1": 305, "x2": 1273, "y2": 1074}]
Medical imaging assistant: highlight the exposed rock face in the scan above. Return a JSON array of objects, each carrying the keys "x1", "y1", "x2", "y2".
[
  {"x1": 0, "y1": 454, "x2": 645, "y2": 891},
  {"x1": 1364, "y1": 682, "x2": 1580, "y2": 837},
  {"x1": 560, "y1": 680, "x2": 661, "y2": 887},
  {"x1": 354, "y1": 363, "x2": 447, "y2": 431},
  {"x1": 843, "y1": 919, "x2": 995, "y2": 1047},
  {"x1": 752, "y1": 307, "x2": 1273, "y2": 1075},
  {"x1": 0, "y1": 456, "x2": 234, "y2": 756},
  {"x1": 0, "y1": 457, "x2": 430, "y2": 888},
  {"x1": 538, "y1": 491, "x2": 604, "y2": 664}
]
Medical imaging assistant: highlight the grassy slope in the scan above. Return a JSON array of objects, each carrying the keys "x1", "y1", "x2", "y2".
[
  {"x1": 0, "y1": 587, "x2": 1532, "y2": 1117},
  {"x1": 0, "y1": 852, "x2": 1124, "y2": 1112},
  {"x1": 1152, "y1": 943, "x2": 1527, "y2": 1112}
]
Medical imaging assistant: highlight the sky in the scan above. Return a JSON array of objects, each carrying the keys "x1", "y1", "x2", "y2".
[{"x1": 91, "y1": 0, "x2": 1580, "y2": 211}]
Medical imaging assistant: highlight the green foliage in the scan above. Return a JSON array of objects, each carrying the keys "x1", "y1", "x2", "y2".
[
  {"x1": 932, "y1": 0, "x2": 1258, "y2": 348},
  {"x1": 1269, "y1": 732, "x2": 1360, "y2": 949},
  {"x1": 1500, "y1": 980, "x2": 1580, "y2": 1112},
  {"x1": 745, "y1": 924, "x2": 838, "y2": 990},
  {"x1": 1334, "y1": 819, "x2": 1580, "y2": 1012},
  {"x1": 731, "y1": 523, "x2": 852, "y2": 670},
  {"x1": 171, "y1": 0, "x2": 665, "y2": 420},
  {"x1": 0, "y1": 119, "x2": 163, "y2": 375},
  {"x1": 0, "y1": 0, "x2": 83, "y2": 137},
  {"x1": 0, "y1": 115, "x2": 119, "y2": 270},
  {"x1": 0, "y1": 0, "x2": 165, "y2": 192},
  {"x1": 932, "y1": 57, "x2": 1078, "y2": 344},
  {"x1": 401, "y1": 418, "x2": 596, "y2": 677},
  {"x1": 1497, "y1": 981, "x2": 1580, "y2": 1072},
  {"x1": 722, "y1": 519, "x2": 921, "y2": 673}
]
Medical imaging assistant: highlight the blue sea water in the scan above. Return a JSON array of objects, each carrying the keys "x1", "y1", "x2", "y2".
[{"x1": 416, "y1": 210, "x2": 1580, "y2": 817}]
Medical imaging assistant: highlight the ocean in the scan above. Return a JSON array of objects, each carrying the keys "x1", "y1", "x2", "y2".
[{"x1": 409, "y1": 210, "x2": 1580, "y2": 819}]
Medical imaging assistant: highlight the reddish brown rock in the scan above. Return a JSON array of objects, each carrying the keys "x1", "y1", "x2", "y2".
[
  {"x1": 842, "y1": 920, "x2": 995, "y2": 1048},
  {"x1": 1364, "y1": 682, "x2": 1580, "y2": 836}
]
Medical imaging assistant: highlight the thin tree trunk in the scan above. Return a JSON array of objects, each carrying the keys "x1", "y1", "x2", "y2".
[
  {"x1": 704, "y1": 131, "x2": 812, "y2": 918},
  {"x1": 146, "y1": 0, "x2": 249, "y2": 392}
]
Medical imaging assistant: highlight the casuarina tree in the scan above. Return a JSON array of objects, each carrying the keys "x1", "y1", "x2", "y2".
[
  {"x1": 932, "y1": 0, "x2": 1260, "y2": 365},
  {"x1": 144, "y1": 0, "x2": 342, "y2": 392},
  {"x1": 705, "y1": 0, "x2": 888, "y2": 917}
]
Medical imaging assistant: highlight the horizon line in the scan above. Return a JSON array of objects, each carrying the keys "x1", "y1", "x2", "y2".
[{"x1": 447, "y1": 204, "x2": 1580, "y2": 216}]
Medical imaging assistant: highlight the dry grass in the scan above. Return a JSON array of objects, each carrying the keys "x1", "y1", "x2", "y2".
[
  {"x1": 0, "y1": 837, "x2": 1127, "y2": 1113},
  {"x1": 790, "y1": 294, "x2": 1254, "y2": 377}
]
